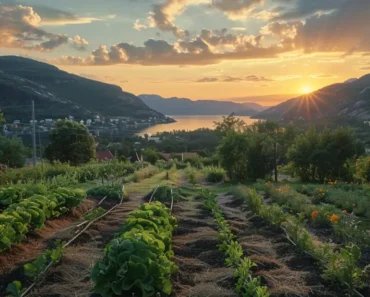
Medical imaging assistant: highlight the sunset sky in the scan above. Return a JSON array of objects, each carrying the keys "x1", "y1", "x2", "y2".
[{"x1": 1, "y1": 0, "x2": 370, "y2": 105}]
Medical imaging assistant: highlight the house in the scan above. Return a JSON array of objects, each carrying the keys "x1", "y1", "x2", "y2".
[
  {"x1": 161, "y1": 152, "x2": 199, "y2": 161},
  {"x1": 148, "y1": 137, "x2": 162, "y2": 143},
  {"x1": 97, "y1": 151, "x2": 115, "y2": 161}
]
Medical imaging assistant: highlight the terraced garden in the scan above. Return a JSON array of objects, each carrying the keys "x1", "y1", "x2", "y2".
[{"x1": 0, "y1": 163, "x2": 369, "y2": 297}]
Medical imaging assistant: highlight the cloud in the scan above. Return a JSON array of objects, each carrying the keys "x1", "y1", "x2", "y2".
[
  {"x1": 133, "y1": 19, "x2": 147, "y2": 31},
  {"x1": 309, "y1": 74, "x2": 336, "y2": 79},
  {"x1": 54, "y1": 28, "x2": 287, "y2": 66},
  {"x1": 1, "y1": 1, "x2": 108, "y2": 26},
  {"x1": 0, "y1": 2, "x2": 89, "y2": 51},
  {"x1": 70, "y1": 35, "x2": 89, "y2": 51},
  {"x1": 231, "y1": 27, "x2": 247, "y2": 31},
  {"x1": 272, "y1": 0, "x2": 347, "y2": 21},
  {"x1": 211, "y1": 0, "x2": 264, "y2": 20},
  {"x1": 147, "y1": 0, "x2": 194, "y2": 37},
  {"x1": 196, "y1": 75, "x2": 272, "y2": 82}
]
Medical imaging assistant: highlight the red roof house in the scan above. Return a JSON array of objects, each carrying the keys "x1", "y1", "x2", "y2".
[{"x1": 97, "y1": 151, "x2": 114, "y2": 161}]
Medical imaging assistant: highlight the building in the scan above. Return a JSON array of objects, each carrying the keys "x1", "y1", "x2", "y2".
[
  {"x1": 161, "y1": 152, "x2": 199, "y2": 161},
  {"x1": 96, "y1": 151, "x2": 115, "y2": 161},
  {"x1": 148, "y1": 137, "x2": 162, "y2": 143}
]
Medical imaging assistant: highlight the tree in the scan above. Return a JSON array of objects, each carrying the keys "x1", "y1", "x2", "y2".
[
  {"x1": 288, "y1": 127, "x2": 358, "y2": 182},
  {"x1": 217, "y1": 132, "x2": 250, "y2": 181},
  {"x1": 45, "y1": 120, "x2": 96, "y2": 165},
  {"x1": 143, "y1": 148, "x2": 160, "y2": 165},
  {"x1": 0, "y1": 136, "x2": 27, "y2": 167},
  {"x1": 214, "y1": 113, "x2": 246, "y2": 136}
]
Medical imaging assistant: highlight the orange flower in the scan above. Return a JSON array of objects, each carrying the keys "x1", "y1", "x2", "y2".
[
  {"x1": 312, "y1": 210, "x2": 319, "y2": 221},
  {"x1": 324, "y1": 212, "x2": 330, "y2": 216},
  {"x1": 330, "y1": 214, "x2": 340, "y2": 224},
  {"x1": 342, "y1": 210, "x2": 347, "y2": 214}
]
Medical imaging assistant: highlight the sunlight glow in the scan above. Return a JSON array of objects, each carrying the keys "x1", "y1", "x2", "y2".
[{"x1": 301, "y1": 86, "x2": 313, "y2": 94}]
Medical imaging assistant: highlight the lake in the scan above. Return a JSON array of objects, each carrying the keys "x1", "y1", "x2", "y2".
[{"x1": 137, "y1": 115, "x2": 257, "y2": 136}]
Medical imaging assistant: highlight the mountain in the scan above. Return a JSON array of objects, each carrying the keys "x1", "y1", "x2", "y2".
[
  {"x1": 0, "y1": 56, "x2": 165, "y2": 122},
  {"x1": 254, "y1": 74, "x2": 370, "y2": 122},
  {"x1": 138, "y1": 94, "x2": 267, "y2": 116}
]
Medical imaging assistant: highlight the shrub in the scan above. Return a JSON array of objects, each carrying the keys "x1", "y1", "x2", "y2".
[
  {"x1": 184, "y1": 164, "x2": 197, "y2": 184},
  {"x1": 131, "y1": 166, "x2": 160, "y2": 182},
  {"x1": 203, "y1": 166, "x2": 226, "y2": 183},
  {"x1": 87, "y1": 184, "x2": 123, "y2": 200}
]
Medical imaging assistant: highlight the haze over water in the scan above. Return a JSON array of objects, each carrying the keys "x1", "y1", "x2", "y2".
[{"x1": 138, "y1": 115, "x2": 257, "y2": 136}]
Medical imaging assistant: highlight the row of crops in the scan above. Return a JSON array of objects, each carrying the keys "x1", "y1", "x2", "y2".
[
  {"x1": 200, "y1": 189, "x2": 269, "y2": 297},
  {"x1": 91, "y1": 201, "x2": 178, "y2": 297},
  {"x1": 233, "y1": 186, "x2": 369, "y2": 297},
  {"x1": 0, "y1": 187, "x2": 86, "y2": 253}
]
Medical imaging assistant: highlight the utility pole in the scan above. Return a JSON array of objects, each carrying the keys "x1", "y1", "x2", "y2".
[
  {"x1": 274, "y1": 140, "x2": 278, "y2": 183},
  {"x1": 32, "y1": 100, "x2": 37, "y2": 167}
]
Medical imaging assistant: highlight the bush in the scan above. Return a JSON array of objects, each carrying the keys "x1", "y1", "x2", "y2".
[
  {"x1": 131, "y1": 166, "x2": 160, "y2": 182},
  {"x1": 184, "y1": 164, "x2": 197, "y2": 184},
  {"x1": 87, "y1": 184, "x2": 123, "y2": 200},
  {"x1": 203, "y1": 166, "x2": 226, "y2": 183}
]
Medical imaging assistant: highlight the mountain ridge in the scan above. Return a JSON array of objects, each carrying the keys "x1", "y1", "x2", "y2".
[
  {"x1": 139, "y1": 94, "x2": 268, "y2": 116},
  {"x1": 0, "y1": 56, "x2": 165, "y2": 122},
  {"x1": 254, "y1": 74, "x2": 370, "y2": 122}
]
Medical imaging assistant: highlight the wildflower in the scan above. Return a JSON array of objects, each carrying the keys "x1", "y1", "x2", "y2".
[
  {"x1": 330, "y1": 214, "x2": 340, "y2": 224},
  {"x1": 312, "y1": 210, "x2": 319, "y2": 221},
  {"x1": 342, "y1": 210, "x2": 347, "y2": 214},
  {"x1": 352, "y1": 204, "x2": 356, "y2": 207},
  {"x1": 325, "y1": 211, "x2": 330, "y2": 216}
]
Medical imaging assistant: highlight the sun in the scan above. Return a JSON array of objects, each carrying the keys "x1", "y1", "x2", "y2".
[{"x1": 301, "y1": 86, "x2": 313, "y2": 94}]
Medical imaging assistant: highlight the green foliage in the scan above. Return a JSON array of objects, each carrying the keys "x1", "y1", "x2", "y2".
[
  {"x1": 203, "y1": 166, "x2": 226, "y2": 183},
  {"x1": 323, "y1": 244, "x2": 370, "y2": 295},
  {"x1": 0, "y1": 136, "x2": 27, "y2": 168},
  {"x1": 130, "y1": 165, "x2": 160, "y2": 182},
  {"x1": 45, "y1": 120, "x2": 96, "y2": 165},
  {"x1": 184, "y1": 164, "x2": 197, "y2": 184},
  {"x1": 199, "y1": 188, "x2": 269, "y2": 297},
  {"x1": 354, "y1": 156, "x2": 370, "y2": 183},
  {"x1": 143, "y1": 148, "x2": 160, "y2": 165},
  {"x1": 288, "y1": 127, "x2": 359, "y2": 182},
  {"x1": 0, "y1": 188, "x2": 86, "y2": 253},
  {"x1": 87, "y1": 184, "x2": 122, "y2": 200},
  {"x1": 6, "y1": 281, "x2": 25, "y2": 297},
  {"x1": 91, "y1": 202, "x2": 178, "y2": 297},
  {"x1": 214, "y1": 113, "x2": 246, "y2": 136},
  {"x1": 84, "y1": 207, "x2": 106, "y2": 221},
  {"x1": 152, "y1": 185, "x2": 179, "y2": 203}
]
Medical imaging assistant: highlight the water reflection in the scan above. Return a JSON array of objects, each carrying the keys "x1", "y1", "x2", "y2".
[{"x1": 137, "y1": 115, "x2": 257, "y2": 136}]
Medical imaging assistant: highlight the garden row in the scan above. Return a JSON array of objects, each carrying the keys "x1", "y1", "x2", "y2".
[
  {"x1": 262, "y1": 182, "x2": 370, "y2": 246},
  {"x1": 184, "y1": 164, "x2": 226, "y2": 184},
  {"x1": 0, "y1": 160, "x2": 138, "y2": 186},
  {"x1": 0, "y1": 187, "x2": 86, "y2": 254},
  {"x1": 91, "y1": 201, "x2": 178, "y2": 297},
  {"x1": 199, "y1": 189, "x2": 270, "y2": 297},
  {"x1": 233, "y1": 186, "x2": 369, "y2": 297}
]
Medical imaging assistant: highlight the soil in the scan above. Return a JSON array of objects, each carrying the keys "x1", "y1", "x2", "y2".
[
  {"x1": 216, "y1": 194, "x2": 346, "y2": 297},
  {"x1": 170, "y1": 199, "x2": 237, "y2": 297},
  {"x1": 0, "y1": 194, "x2": 145, "y2": 297}
]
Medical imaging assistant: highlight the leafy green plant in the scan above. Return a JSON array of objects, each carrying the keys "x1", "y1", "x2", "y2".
[
  {"x1": 184, "y1": 164, "x2": 197, "y2": 184},
  {"x1": 6, "y1": 281, "x2": 25, "y2": 297},
  {"x1": 323, "y1": 244, "x2": 370, "y2": 296},
  {"x1": 84, "y1": 207, "x2": 106, "y2": 221},
  {"x1": 203, "y1": 166, "x2": 226, "y2": 183},
  {"x1": 87, "y1": 184, "x2": 122, "y2": 200},
  {"x1": 91, "y1": 202, "x2": 178, "y2": 297}
]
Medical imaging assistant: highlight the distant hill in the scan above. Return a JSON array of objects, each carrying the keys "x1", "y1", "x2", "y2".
[
  {"x1": 0, "y1": 56, "x2": 165, "y2": 122},
  {"x1": 254, "y1": 74, "x2": 370, "y2": 122},
  {"x1": 139, "y1": 94, "x2": 267, "y2": 116}
]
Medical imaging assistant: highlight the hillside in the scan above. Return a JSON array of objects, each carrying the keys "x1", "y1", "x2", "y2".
[
  {"x1": 0, "y1": 56, "x2": 165, "y2": 121},
  {"x1": 139, "y1": 94, "x2": 267, "y2": 116},
  {"x1": 255, "y1": 74, "x2": 370, "y2": 122}
]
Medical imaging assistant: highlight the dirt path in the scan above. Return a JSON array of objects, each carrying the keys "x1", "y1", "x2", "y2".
[
  {"x1": 170, "y1": 195, "x2": 237, "y2": 297},
  {"x1": 0, "y1": 195, "x2": 145, "y2": 297},
  {"x1": 216, "y1": 194, "x2": 341, "y2": 297}
]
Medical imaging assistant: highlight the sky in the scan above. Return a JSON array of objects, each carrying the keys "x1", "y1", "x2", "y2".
[{"x1": 1, "y1": 0, "x2": 370, "y2": 105}]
